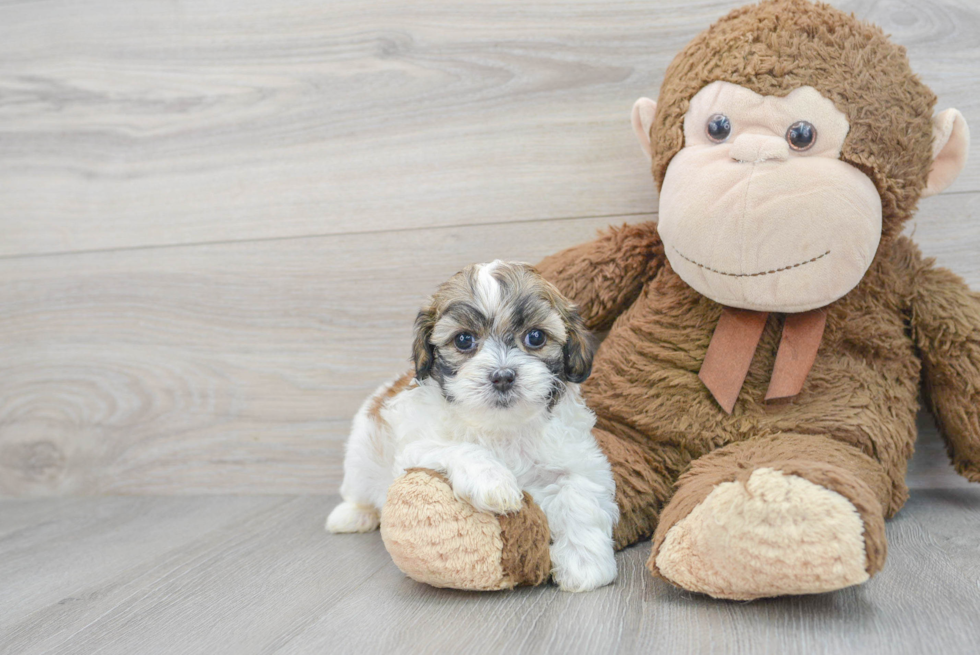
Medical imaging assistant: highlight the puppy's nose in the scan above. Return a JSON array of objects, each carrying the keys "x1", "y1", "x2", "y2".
[{"x1": 491, "y1": 368, "x2": 516, "y2": 392}]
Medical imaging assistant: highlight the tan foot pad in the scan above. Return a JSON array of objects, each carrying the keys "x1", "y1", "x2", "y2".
[
  {"x1": 655, "y1": 467, "x2": 869, "y2": 600},
  {"x1": 380, "y1": 469, "x2": 550, "y2": 591}
]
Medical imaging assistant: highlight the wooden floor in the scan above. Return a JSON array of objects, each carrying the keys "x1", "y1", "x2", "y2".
[
  {"x1": 2, "y1": 416, "x2": 979, "y2": 654},
  {"x1": 3, "y1": 489, "x2": 980, "y2": 654}
]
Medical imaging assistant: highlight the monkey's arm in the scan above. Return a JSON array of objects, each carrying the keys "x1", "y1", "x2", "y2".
[
  {"x1": 907, "y1": 248, "x2": 980, "y2": 482},
  {"x1": 536, "y1": 221, "x2": 665, "y2": 332}
]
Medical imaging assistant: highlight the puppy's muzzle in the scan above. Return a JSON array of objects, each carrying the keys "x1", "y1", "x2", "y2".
[{"x1": 491, "y1": 368, "x2": 517, "y2": 393}]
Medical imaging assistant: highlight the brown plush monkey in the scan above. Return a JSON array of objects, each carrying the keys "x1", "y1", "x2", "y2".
[{"x1": 379, "y1": 0, "x2": 978, "y2": 599}]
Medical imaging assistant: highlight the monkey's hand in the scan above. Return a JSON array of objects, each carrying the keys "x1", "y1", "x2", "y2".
[
  {"x1": 910, "y1": 252, "x2": 980, "y2": 482},
  {"x1": 381, "y1": 469, "x2": 552, "y2": 591},
  {"x1": 535, "y1": 221, "x2": 664, "y2": 333}
]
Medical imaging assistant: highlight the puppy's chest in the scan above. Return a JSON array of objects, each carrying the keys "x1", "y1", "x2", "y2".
[
  {"x1": 479, "y1": 426, "x2": 569, "y2": 483},
  {"x1": 483, "y1": 431, "x2": 545, "y2": 467}
]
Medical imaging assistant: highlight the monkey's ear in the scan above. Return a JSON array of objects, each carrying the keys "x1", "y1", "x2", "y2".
[
  {"x1": 631, "y1": 98, "x2": 658, "y2": 160},
  {"x1": 562, "y1": 311, "x2": 596, "y2": 384},
  {"x1": 923, "y1": 108, "x2": 970, "y2": 198},
  {"x1": 412, "y1": 306, "x2": 437, "y2": 380}
]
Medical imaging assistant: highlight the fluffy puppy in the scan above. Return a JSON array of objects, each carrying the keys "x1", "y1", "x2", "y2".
[{"x1": 327, "y1": 260, "x2": 619, "y2": 592}]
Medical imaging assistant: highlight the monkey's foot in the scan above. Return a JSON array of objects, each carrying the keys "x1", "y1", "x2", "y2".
[
  {"x1": 380, "y1": 468, "x2": 551, "y2": 590},
  {"x1": 650, "y1": 467, "x2": 879, "y2": 600}
]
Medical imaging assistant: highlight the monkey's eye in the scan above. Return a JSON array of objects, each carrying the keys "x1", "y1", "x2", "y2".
[
  {"x1": 524, "y1": 330, "x2": 546, "y2": 349},
  {"x1": 454, "y1": 333, "x2": 476, "y2": 351},
  {"x1": 705, "y1": 114, "x2": 732, "y2": 143},
  {"x1": 786, "y1": 121, "x2": 817, "y2": 151}
]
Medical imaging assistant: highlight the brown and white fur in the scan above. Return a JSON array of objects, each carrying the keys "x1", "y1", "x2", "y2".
[{"x1": 326, "y1": 261, "x2": 619, "y2": 592}]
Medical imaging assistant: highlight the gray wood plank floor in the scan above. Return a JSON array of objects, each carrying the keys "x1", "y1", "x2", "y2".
[
  {"x1": 2, "y1": 420, "x2": 978, "y2": 655},
  {"x1": 3, "y1": 482, "x2": 980, "y2": 654}
]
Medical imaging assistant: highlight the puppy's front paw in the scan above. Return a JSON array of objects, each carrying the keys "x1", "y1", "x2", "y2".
[
  {"x1": 551, "y1": 541, "x2": 617, "y2": 592},
  {"x1": 453, "y1": 467, "x2": 524, "y2": 514}
]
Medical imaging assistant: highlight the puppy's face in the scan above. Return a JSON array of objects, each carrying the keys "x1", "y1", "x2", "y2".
[{"x1": 413, "y1": 261, "x2": 594, "y2": 421}]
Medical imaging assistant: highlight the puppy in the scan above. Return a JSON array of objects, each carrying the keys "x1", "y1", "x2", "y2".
[{"x1": 326, "y1": 260, "x2": 619, "y2": 592}]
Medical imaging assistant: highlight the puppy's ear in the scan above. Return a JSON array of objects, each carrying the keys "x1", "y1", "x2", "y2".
[
  {"x1": 412, "y1": 304, "x2": 437, "y2": 380},
  {"x1": 562, "y1": 308, "x2": 595, "y2": 384}
]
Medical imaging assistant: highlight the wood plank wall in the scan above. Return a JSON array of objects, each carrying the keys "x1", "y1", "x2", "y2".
[{"x1": 1, "y1": 0, "x2": 978, "y2": 495}]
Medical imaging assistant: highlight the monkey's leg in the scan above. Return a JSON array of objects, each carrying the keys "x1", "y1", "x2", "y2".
[
  {"x1": 648, "y1": 434, "x2": 891, "y2": 600},
  {"x1": 591, "y1": 425, "x2": 682, "y2": 550},
  {"x1": 380, "y1": 469, "x2": 551, "y2": 590}
]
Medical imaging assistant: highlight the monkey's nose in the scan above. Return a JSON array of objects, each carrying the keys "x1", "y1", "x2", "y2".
[
  {"x1": 491, "y1": 368, "x2": 516, "y2": 392},
  {"x1": 730, "y1": 134, "x2": 789, "y2": 163}
]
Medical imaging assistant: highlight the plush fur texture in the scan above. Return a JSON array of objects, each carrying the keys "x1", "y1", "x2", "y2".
[
  {"x1": 329, "y1": 262, "x2": 619, "y2": 592},
  {"x1": 654, "y1": 468, "x2": 870, "y2": 600},
  {"x1": 535, "y1": 220, "x2": 980, "y2": 579},
  {"x1": 647, "y1": 434, "x2": 890, "y2": 582},
  {"x1": 381, "y1": 469, "x2": 551, "y2": 590},
  {"x1": 650, "y1": 0, "x2": 937, "y2": 240},
  {"x1": 374, "y1": 0, "x2": 979, "y2": 600},
  {"x1": 532, "y1": 226, "x2": 980, "y2": 597},
  {"x1": 537, "y1": 0, "x2": 977, "y2": 597},
  {"x1": 659, "y1": 81, "x2": 883, "y2": 312}
]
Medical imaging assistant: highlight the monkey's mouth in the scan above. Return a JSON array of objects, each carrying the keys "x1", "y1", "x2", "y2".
[{"x1": 671, "y1": 246, "x2": 831, "y2": 278}]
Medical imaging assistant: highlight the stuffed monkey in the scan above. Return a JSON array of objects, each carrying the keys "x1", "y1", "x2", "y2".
[{"x1": 379, "y1": 0, "x2": 978, "y2": 599}]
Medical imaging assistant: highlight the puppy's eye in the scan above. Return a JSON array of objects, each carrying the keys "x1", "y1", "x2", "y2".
[
  {"x1": 786, "y1": 120, "x2": 816, "y2": 151},
  {"x1": 705, "y1": 114, "x2": 731, "y2": 143},
  {"x1": 453, "y1": 332, "x2": 476, "y2": 351},
  {"x1": 523, "y1": 330, "x2": 546, "y2": 349}
]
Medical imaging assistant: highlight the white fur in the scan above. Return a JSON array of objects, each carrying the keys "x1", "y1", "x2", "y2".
[
  {"x1": 328, "y1": 372, "x2": 618, "y2": 592},
  {"x1": 328, "y1": 261, "x2": 618, "y2": 591},
  {"x1": 475, "y1": 259, "x2": 504, "y2": 320},
  {"x1": 441, "y1": 337, "x2": 554, "y2": 426}
]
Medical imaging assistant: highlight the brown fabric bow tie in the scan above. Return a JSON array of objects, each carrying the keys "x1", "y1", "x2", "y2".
[{"x1": 698, "y1": 307, "x2": 827, "y2": 414}]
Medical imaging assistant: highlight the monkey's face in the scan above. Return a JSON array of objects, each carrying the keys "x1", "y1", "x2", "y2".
[{"x1": 657, "y1": 82, "x2": 882, "y2": 312}]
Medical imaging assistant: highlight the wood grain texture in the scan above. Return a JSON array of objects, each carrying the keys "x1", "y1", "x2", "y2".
[
  {"x1": 0, "y1": 0, "x2": 978, "y2": 257},
  {"x1": 2, "y1": 491, "x2": 979, "y2": 654},
  {"x1": 1, "y1": 0, "x2": 979, "y2": 496},
  {"x1": 2, "y1": 191, "x2": 978, "y2": 496},
  {"x1": 2, "y1": 193, "x2": 977, "y2": 496},
  {"x1": 0, "y1": 214, "x2": 650, "y2": 495}
]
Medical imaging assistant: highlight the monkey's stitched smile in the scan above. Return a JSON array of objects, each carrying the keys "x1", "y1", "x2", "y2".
[{"x1": 671, "y1": 246, "x2": 832, "y2": 278}]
